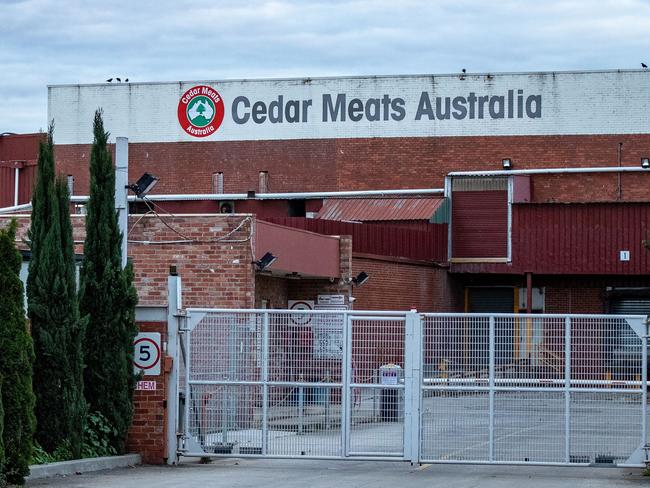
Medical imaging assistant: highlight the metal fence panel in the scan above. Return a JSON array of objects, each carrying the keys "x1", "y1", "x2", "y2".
[
  {"x1": 176, "y1": 310, "x2": 647, "y2": 467},
  {"x1": 348, "y1": 317, "x2": 405, "y2": 457},
  {"x1": 179, "y1": 310, "x2": 409, "y2": 460},
  {"x1": 420, "y1": 313, "x2": 647, "y2": 466}
]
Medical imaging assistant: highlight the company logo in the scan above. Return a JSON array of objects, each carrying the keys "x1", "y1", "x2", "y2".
[{"x1": 177, "y1": 85, "x2": 225, "y2": 137}]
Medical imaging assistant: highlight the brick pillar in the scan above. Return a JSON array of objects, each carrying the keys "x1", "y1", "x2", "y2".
[{"x1": 127, "y1": 321, "x2": 168, "y2": 464}]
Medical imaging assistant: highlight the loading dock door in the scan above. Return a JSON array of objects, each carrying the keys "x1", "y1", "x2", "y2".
[
  {"x1": 467, "y1": 288, "x2": 514, "y2": 365},
  {"x1": 610, "y1": 297, "x2": 650, "y2": 316}
]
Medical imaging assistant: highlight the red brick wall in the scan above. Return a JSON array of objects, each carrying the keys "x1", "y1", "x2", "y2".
[
  {"x1": 55, "y1": 134, "x2": 650, "y2": 202},
  {"x1": 127, "y1": 321, "x2": 167, "y2": 464},
  {"x1": 128, "y1": 214, "x2": 255, "y2": 308},
  {"x1": 545, "y1": 286, "x2": 604, "y2": 314},
  {"x1": 255, "y1": 275, "x2": 289, "y2": 308},
  {"x1": 351, "y1": 254, "x2": 460, "y2": 312}
]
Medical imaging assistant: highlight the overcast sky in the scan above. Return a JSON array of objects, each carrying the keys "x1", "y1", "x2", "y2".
[{"x1": 1, "y1": 0, "x2": 648, "y2": 134}]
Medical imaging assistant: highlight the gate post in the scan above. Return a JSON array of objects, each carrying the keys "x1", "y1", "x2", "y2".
[
  {"x1": 620, "y1": 316, "x2": 650, "y2": 466},
  {"x1": 403, "y1": 311, "x2": 422, "y2": 463},
  {"x1": 165, "y1": 273, "x2": 182, "y2": 465},
  {"x1": 564, "y1": 316, "x2": 571, "y2": 464}
]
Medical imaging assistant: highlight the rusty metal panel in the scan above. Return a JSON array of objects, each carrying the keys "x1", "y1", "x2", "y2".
[
  {"x1": 263, "y1": 217, "x2": 447, "y2": 262},
  {"x1": 0, "y1": 133, "x2": 43, "y2": 161},
  {"x1": 451, "y1": 190, "x2": 508, "y2": 259},
  {"x1": 18, "y1": 165, "x2": 36, "y2": 204},
  {"x1": 513, "y1": 203, "x2": 650, "y2": 275},
  {"x1": 316, "y1": 198, "x2": 444, "y2": 222},
  {"x1": 0, "y1": 167, "x2": 16, "y2": 207}
]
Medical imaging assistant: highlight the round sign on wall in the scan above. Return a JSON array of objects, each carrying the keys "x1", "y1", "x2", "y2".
[
  {"x1": 133, "y1": 335, "x2": 161, "y2": 373},
  {"x1": 289, "y1": 300, "x2": 314, "y2": 325},
  {"x1": 177, "y1": 85, "x2": 225, "y2": 137}
]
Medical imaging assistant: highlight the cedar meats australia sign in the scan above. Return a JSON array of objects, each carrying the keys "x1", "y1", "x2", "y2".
[
  {"x1": 177, "y1": 83, "x2": 543, "y2": 138},
  {"x1": 49, "y1": 71, "x2": 650, "y2": 144}
]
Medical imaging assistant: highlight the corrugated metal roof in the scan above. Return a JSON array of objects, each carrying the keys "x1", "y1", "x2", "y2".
[{"x1": 316, "y1": 198, "x2": 444, "y2": 222}]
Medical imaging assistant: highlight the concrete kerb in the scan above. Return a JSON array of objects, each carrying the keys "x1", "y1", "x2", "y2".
[{"x1": 27, "y1": 454, "x2": 141, "y2": 480}]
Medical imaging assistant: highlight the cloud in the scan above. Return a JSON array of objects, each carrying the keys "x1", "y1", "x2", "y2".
[{"x1": 1, "y1": 0, "x2": 648, "y2": 133}]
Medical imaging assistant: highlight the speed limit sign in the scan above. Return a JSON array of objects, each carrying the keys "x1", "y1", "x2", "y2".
[{"x1": 133, "y1": 332, "x2": 161, "y2": 376}]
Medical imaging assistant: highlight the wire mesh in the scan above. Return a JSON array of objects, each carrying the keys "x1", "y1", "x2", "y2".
[
  {"x1": 571, "y1": 317, "x2": 643, "y2": 387},
  {"x1": 422, "y1": 316, "x2": 490, "y2": 387},
  {"x1": 494, "y1": 316, "x2": 566, "y2": 387},
  {"x1": 180, "y1": 311, "x2": 646, "y2": 465},
  {"x1": 420, "y1": 391, "x2": 489, "y2": 461},
  {"x1": 570, "y1": 392, "x2": 642, "y2": 464},
  {"x1": 493, "y1": 391, "x2": 565, "y2": 463},
  {"x1": 189, "y1": 312, "x2": 261, "y2": 383},
  {"x1": 268, "y1": 312, "x2": 343, "y2": 384},
  {"x1": 349, "y1": 317, "x2": 405, "y2": 456},
  {"x1": 187, "y1": 384, "x2": 262, "y2": 455},
  {"x1": 420, "y1": 313, "x2": 646, "y2": 465},
  {"x1": 266, "y1": 385, "x2": 342, "y2": 456}
]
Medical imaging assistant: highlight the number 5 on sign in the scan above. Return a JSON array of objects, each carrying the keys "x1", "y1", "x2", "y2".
[{"x1": 133, "y1": 333, "x2": 161, "y2": 376}]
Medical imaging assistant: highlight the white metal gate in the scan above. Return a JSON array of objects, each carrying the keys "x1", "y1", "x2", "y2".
[{"x1": 174, "y1": 309, "x2": 649, "y2": 466}]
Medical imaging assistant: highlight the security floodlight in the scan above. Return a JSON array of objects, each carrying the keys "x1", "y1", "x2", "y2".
[
  {"x1": 255, "y1": 252, "x2": 277, "y2": 271},
  {"x1": 352, "y1": 271, "x2": 369, "y2": 287},
  {"x1": 127, "y1": 172, "x2": 159, "y2": 198},
  {"x1": 642, "y1": 158, "x2": 650, "y2": 169},
  {"x1": 502, "y1": 158, "x2": 512, "y2": 170}
]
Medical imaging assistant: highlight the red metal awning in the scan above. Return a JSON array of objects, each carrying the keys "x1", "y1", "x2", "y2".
[{"x1": 255, "y1": 220, "x2": 341, "y2": 278}]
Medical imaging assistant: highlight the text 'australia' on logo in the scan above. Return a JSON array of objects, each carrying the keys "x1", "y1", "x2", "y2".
[{"x1": 177, "y1": 85, "x2": 225, "y2": 137}]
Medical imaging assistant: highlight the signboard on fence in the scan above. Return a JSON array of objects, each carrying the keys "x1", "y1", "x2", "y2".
[{"x1": 312, "y1": 304, "x2": 347, "y2": 359}]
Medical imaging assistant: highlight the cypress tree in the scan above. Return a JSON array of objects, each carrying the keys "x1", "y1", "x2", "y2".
[
  {"x1": 79, "y1": 110, "x2": 138, "y2": 453},
  {"x1": 27, "y1": 127, "x2": 86, "y2": 458},
  {"x1": 0, "y1": 220, "x2": 36, "y2": 485},
  {"x1": 0, "y1": 379, "x2": 4, "y2": 488},
  {"x1": 56, "y1": 177, "x2": 87, "y2": 458}
]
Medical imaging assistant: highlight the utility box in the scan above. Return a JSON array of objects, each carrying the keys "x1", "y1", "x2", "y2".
[{"x1": 379, "y1": 364, "x2": 403, "y2": 422}]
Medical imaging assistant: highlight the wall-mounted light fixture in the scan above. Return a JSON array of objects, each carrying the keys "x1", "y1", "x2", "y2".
[
  {"x1": 254, "y1": 252, "x2": 277, "y2": 271},
  {"x1": 351, "y1": 271, "x2": 369, "y2": 286},
  {"x1": 502, "y1": 158, "x2": 512, "y2": 170},
  {"x1": 642, "y1": 157, "x2": 650, "y2": 169},
  {"x1": 127, "y1": 172, "x2": 159, "y2": 198}
]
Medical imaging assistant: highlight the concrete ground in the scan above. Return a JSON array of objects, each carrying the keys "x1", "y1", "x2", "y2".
[{"x1": 26, "y1": 458, "x2": 649, "y2": 488}]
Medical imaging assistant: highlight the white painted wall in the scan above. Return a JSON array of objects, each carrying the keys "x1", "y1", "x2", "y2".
[{"x1": 49, "y1": 70, "x2": 650, "y2": 144}]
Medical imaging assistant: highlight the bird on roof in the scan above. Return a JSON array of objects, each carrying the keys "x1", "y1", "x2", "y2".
[
  {"x1": 116, "y1": 77, "x2": 121, "y2": 82},
  {"x1": 125, "y1": 78, "x2": 129, "y2": 82},
  {"x1": 462, "y1": 68, "x2": 466, "y2": 74},
  {"x1": 106, "y1": 78, "x2": 113, "y2": 82},
  {"x1": 642, "y1": 63, "x2": 648, "y2": 69}
]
